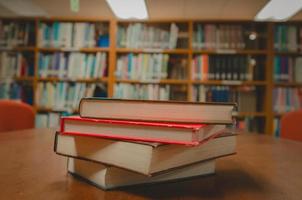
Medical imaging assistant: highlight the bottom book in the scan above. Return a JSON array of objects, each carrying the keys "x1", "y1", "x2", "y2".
[{"x1": 67, "y1": 157, "x2": 215, "y2": 190}]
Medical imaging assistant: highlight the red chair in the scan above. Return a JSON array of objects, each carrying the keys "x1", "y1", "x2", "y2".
[
  {"x1": 280, "y1": 110, "x2": 302, "y2": 142},
  {"x1": 0, "y1": 100, "x2": 35, "y2": 132}
]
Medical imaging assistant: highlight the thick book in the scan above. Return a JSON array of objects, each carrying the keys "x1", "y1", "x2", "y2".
[
  {"x1": 67, "y1": 157, "x2": 215, "y2": 190},
  {"x1": 54, "y1": 132, "x2": 236, "y2": 175},
  {"x1": 60, "y1": 116, "x2": 226, "y2": 145},
  {"x1": 79, "y1": 98, "x2": 235, "y2": 124}
]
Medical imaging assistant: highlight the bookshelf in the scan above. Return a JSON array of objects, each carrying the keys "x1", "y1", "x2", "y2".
[
  {"x1": 271, "y1": 22, "x2": 302, "y2": 137},
  {"x1": 1, "y1": 17, "x2": 301, "y2": 134}
]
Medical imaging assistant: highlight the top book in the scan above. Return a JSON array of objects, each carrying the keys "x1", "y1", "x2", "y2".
[{"x1": 79, "y1": 98, "x2": 235, "y2": 124}]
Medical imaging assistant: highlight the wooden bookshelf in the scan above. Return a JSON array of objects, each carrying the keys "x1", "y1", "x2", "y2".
[
  {"x1": 37, "y1": 77, "x2": 108, "y2": 83},
  {"x1": 192, "y1": 80, "x2": 267, "y2": 86},
  {"x1": 38, "y1": 47, "x2": 110, "y2": 53},
  {"x1": 115, "y1": 79, "x2": 188, "y2": 84},
  {"x1": 192, "y1": 49, "x2": 267, "y2": 55},
  {"x1": 3, "y1": 17, "x2": 301, "y2": 134},
  {"x1": 116, "y1": 48, "x2": 189, "y2": 54},
  {"x1": 274, "y1": 82, "x2": 302, "y2": 87}
]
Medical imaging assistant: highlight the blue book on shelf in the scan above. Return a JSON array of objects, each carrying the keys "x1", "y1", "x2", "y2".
[
  {"x1": 97, "y1": 34, "x2": 109, "y2": 47},
  {"x1": 53, "y1": 22, "x2": 60, "y2": 47}
]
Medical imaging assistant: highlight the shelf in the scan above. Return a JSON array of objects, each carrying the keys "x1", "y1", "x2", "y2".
[
  {"x1": 274, "y1": 51, "x2": 302, "y2": 56},
  {"x1": 193, "y1": 80, "x2": 267, "y2": 86},
  {"x1": 115, "y1": 79, "x2": 188, "y2": 84},
  {"x1": 38, "y1": 17, "x2": 110, "y2": 23},
  {"x1": 38, "y1": 47, "x2": 109, "y2": 53},
  {"x1": 0, "y1": 46, "x2": 35, "y2": 51},
  {"x1": 116, "y1": 48, "x2": 189, "y2": 54},
  {"x1": 38, "y1": 77, "x2": 108, "y2": 83},
  {"x1": 14, "y1": 76, "x2": 35, "y2": 81},
  {"x1": 233, "y1": 112, "x2": 266, "y2": 117},
  {"x1": 0, "y1": 76, "x2": 34, "y2": 81},
  {"x1": 274, "y1": 82, "x2": 302, "y2": 87},
  {"x1": 37, "y1": 107, "x2": 78, "y2": 113},
  {"x1": 192, "y1": 49, "x2": 267, "y2": 55}
]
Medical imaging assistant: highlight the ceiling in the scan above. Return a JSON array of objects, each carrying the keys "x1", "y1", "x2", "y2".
[{"x1": 1, "y1": 0, "x2": 302, "y2": 20}]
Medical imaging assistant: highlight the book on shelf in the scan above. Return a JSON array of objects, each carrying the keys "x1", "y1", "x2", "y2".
[
  {"x1": 36, "y1": 112, "x2": 61, "y2": 128},
  {"x1": 273, "y1": 87, "x2": 302, "y2": 114},
  {"x1": 67, "y1": 157, "x2": 215, "y2": 190},
  {"x1": 0, "y1": 81, "x2": 33, "y2": 105},
  {"x1": 273, "y1": 118, "x2": 281, "y2": 137},
  {"x1": 0, "y1": 52, "x2": 34, "y2": 78},
  {"x1": 0, "y1": 20, "x2": 35, "y2": 47},
  {"x1": 115, "y1": 53, "x2": 187, "y2": 81},
  {"x1": 236, "y1": 117, "x2": 265, "y2": 133},
  {"x1": 36, "y1": 82, "x2": 107, "y2": 111},
  {"x1": 79, "y1": 98, "x2": 235, "y2": 124},
  {"x1": 192, "y1": 55, "x2": 262, "y2": 81},
  {"x1": 38, "y1": 52, "x2": 107, "y2": 79},
  {"x1": 54, "y1": 132, "x2": 236, "y2": 175},
  {"x1": 60, "y1": 116, "x2": 226, "y2": 145},
  {"x1": 117, "y1": 23, "x2": 182, "y2": 49},
  {"x1": 192, "y1": 24, "x2": 245, "y2": 50},
  {"x1": 274, "y1": 25, "x2": 298, "y2": 52},
  {"x1": 114, "y1": 83, "x2": 188, "y2": 101},
  {"x1": 38, "y1": 22, "x2": 109, "y2": 48},
  {"x1": 193, "y1": 85, "x2": 260, "y2": 113},
  {"x1": 274, "y1": 56, "x2": 302, "y2": 83}
]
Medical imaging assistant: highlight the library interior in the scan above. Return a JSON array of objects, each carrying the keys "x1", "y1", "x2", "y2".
[{"x1": 0, "y1": 0, "x2": 302, "y2": 199}]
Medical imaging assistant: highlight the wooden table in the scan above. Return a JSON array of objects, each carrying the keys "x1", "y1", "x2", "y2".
[{"x1": 0, "y1": 128, "x2": 301, "y2": 200}]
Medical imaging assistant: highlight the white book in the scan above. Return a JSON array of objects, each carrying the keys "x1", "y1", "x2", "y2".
[{"x1": 94, "y1": 52, "x2": 101, "y2": 78}]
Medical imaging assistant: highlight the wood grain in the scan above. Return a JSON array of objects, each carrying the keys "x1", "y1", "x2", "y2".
[{"x1": 0, "y1": 128, "x2": 301, "y2": 200}]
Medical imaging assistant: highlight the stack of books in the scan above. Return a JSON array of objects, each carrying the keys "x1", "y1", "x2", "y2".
[{"x1": 54, "y1": 98, "x2": 237, "y2": 190}]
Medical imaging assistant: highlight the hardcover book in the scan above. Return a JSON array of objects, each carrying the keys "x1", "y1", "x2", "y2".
[
  {"x1": 79, "y1": 98, "x2": 235, "y2": 124},
  {"x1": 55, "y1": 132, "x2": 236, "y2": 175},
  {"x1": 68, "y1": 157, "x2": 215, "y2": 190},
  {"x1": 60, "y1": 116, "x2": 226, "y2": 145}
]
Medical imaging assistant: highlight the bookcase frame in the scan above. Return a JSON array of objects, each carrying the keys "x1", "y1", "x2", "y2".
[{"x1": 2, "y1": 17, "x2": 298, "y2": 135}]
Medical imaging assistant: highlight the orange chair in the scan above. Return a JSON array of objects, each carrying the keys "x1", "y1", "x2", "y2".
[
  {"x1": 0, "y1": 100, "x2": 35, "y2": 132},
  {"x1": 280, "y1": 110, "x2": 302, "y2": 142}
]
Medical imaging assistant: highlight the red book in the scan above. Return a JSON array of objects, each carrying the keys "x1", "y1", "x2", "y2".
[{"x1": 60, "y1": 116, "x2": 226, "y2": 146}]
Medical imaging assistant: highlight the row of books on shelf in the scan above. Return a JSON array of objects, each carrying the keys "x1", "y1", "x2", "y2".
[
  {"x1": 115, "y1": 53, "x2": 186, "y2": 80},
  {"x1": 38, "y1": 52, "x2": 107, "y2": 79},
  {"x1": 274, "y1": 56, "x2": 302, "y2": 82},
  {"x1": 117, "y1": 23, "x2": 180, "y2": 49},
  {"x1": 0, "y1": 81, "x2": 33, "y2": 105},
  {"x1": 54, "y1": 98, "x2": 236, "y2": 189},
  {"x1": 193, "y1": 86, "x2": 260, "y2": 113},
  {"x1": 273, "y1": 118, "x2": 281, "y2": 137},
  {"x1": 192, "y1": 55, "x2": 262, "y2": 81},
  {"x1": 0, "y1": 21, "x2": 35, "y2": 47},
  {"x1": 0, "y1": 52, "x2": 34, "y2": 77},
  {"x1": 273, "y1": 87, "x2": 302, "y2": 113},
  {"x1": 236, "y1": 117, "x2": 265, "y2": 133},
  {"x1": 114, "y1": 83, "x2": 172, "y2": 101},
  {"x1": 274, "y1": 25, "x2": 300, "y2": 52},
  {"x1": 36, "y1": 112, "x2": 61, "y2": 128},
  {"x1": 192, "y1": 24, "x2": 246, "y2": 50},
  {"x1": 38, "y1": 22, "x2": 109, "y2": 48},
  {"x1": 36, "y1": 82, "x2": 107, "y2": 111}
]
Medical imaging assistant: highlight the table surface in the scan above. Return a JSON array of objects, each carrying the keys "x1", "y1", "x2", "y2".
[{"x1": 0, "y1": 128, "x2": 301, "y2": 200}]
